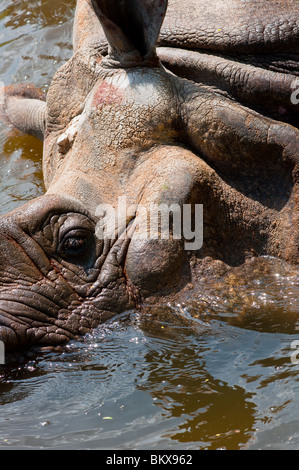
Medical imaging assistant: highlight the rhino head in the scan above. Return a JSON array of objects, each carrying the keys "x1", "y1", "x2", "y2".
[{"x1": 0, "y1": 0, "x2": 298, "y2": 350}]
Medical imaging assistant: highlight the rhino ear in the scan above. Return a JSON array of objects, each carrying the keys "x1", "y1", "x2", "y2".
[{"x1": 91, "y1": 0, "x2": 168, "y2": 65}]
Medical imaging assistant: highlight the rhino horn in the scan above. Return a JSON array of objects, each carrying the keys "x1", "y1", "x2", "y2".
[{"x1": 92, "y1": 0, "x2": 168, "y2": 65}]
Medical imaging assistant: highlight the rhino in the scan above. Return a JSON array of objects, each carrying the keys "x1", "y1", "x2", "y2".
[{"x1": 0, "y1": 0, "x2": 298, "y2": 351}]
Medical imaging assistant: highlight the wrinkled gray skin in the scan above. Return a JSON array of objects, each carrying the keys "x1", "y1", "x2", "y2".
[{"x1": 0, "y1": 0, "x2": 298, "y2": 351}]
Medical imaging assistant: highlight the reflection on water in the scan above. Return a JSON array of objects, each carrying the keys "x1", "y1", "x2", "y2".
[
  {"x1": 0, "y1": 0, "x2": 299, "y2": 451},
  {"x1": 1, "y1": 259, "x2": 299, "y2": 450},
  {"x1": 0, "y1": 0, "x2": 75, "y2": 216},
  {"x1": 0, "y1": 130, "x2": 44, "y2": 214},
  {"x1": 1, "y1": 288, "x2": 299, "y2": 450}
]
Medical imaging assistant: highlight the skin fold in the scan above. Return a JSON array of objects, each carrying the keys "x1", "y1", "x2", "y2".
[{"x1": 0, "y1": 0, "x2": 298, "y2": 351}]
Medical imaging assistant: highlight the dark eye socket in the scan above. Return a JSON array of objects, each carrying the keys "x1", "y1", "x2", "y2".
[
  {"x1": 59, "y1": 229, "x2": 93, "y2": 258},
  {"x1": 62, "y1": 236, "x2": 87, "y2": 254}
]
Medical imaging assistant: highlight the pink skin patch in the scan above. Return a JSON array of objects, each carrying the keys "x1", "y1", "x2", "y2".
[{"x1": 92, "y1": 81, "x2": 123, "y2": 110}]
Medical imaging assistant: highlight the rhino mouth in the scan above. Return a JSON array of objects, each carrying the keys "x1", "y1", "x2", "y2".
[
  {"x1": 0, "y1": 195, "x2": 139, "y2": 351},
  {"x1": 0, "y1": 295, "x2": 121, "y2": 351},
  {"x1": 0, "y1": 306, "x2": 76, "y2": 351},
  {"x1": 0, "y1": 265, "x2": 135, "y2": 351}
]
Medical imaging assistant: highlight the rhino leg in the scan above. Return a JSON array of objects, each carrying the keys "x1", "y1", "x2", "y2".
[
  {"x1": 161, "y1": 0, "x2": 299, "y2": 54},
  {"x1": 157, "y1": 0, "x2": 299, "y2": 127},
  {"x1": 178, "y1": 79, "x2": 299, "y2": 263},
  {"x1": 159, "y1": 47, "x2": 299, "y2": 127},
  {"x1": 0, "y1": 84, "x2": 47, "y2": 141},
  {"x1": 180, "y1": 81, "x2": 299, "y2": 170}
]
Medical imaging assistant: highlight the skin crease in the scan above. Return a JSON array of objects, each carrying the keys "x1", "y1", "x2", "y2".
[{"x1": 0, "y1": 0, "x2": 298, "y2": 351}]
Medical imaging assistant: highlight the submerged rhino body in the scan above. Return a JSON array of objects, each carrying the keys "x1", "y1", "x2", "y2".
[{"x1": 0, "y1": 0, "x2": 298, "y2": 350}]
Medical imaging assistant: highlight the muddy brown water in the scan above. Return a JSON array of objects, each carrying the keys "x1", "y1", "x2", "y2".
[{"x1": 1, "y1": 0, "x2": 299, "y2": 450}]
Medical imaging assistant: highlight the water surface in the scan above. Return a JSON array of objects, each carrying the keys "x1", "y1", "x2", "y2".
[{"x1": 0, "y1": 0, "x2": 299, "y2": 451}]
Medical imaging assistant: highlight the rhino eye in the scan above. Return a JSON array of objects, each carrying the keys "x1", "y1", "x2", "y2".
[
  {"x1": 63, "y1": 236, "x2": 87, "y2": 253},
  {"x1": 59, "y1": 229, "x2": 92, "y2": 259}
]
